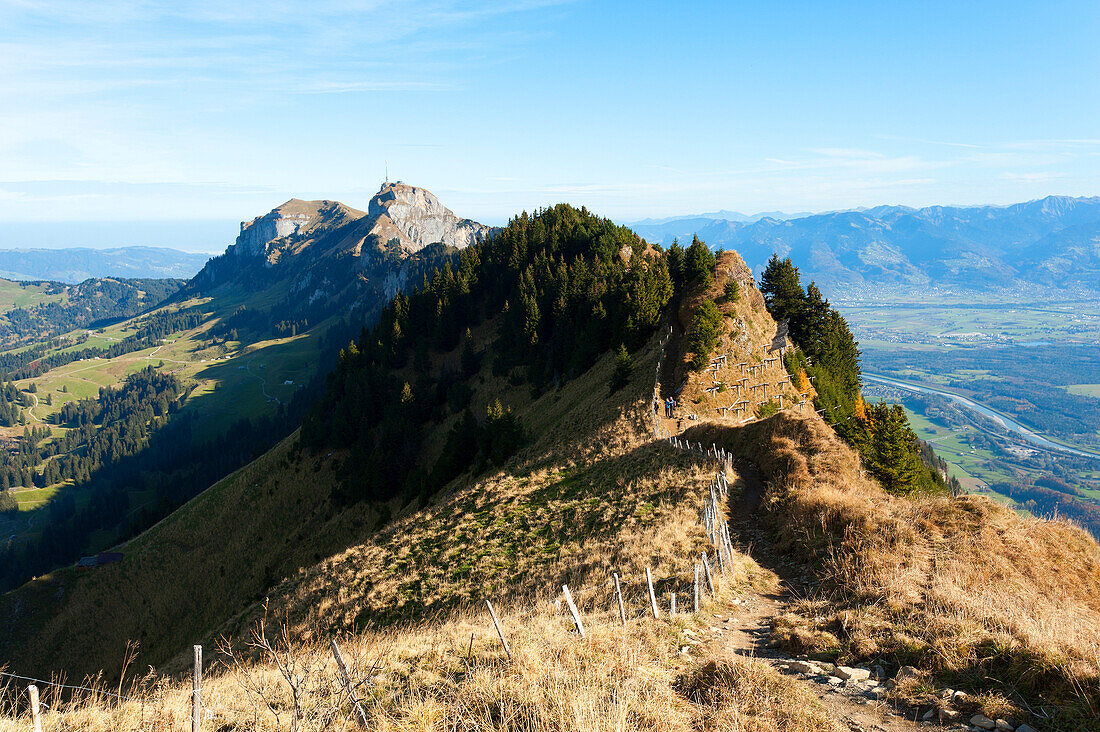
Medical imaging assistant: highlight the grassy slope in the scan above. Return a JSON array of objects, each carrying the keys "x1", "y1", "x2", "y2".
[
  {"x1": 0, "y1": 280, "x2": 325, "y2": 523},
  {"x1": 0, "y1": 279, "x2": 64, "y2": 312},
  {"x1": 686, "y1": 414, "x2": 1100, "y2": 725},
  {"x1": 3, "y1": 250, "x2": 1100, "y2": 729},
  {"x1": 0, "y1": 262, "x2": 851, "y2": 731},
  {"x1": 0, "y1": 248, "x2": 799, "y2": 679},
  {"x1": 0, "y1": 321, "x2": 679, "y2": 675}
]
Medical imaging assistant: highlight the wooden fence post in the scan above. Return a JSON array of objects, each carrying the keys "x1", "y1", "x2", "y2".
[
  {"x1": 701, "y1": 553, "x2": 715, "y2": 596},
  {"x1": 28, "y1": 685, "x2": 41, "y2": 732},
  {"x1": 645, "y1": 567, "x2": 660, "y2": 619},
  {"x1": 192, "y1": 645, "x2": 202, "y2": 732},
  {"x1": 693, "y1": 563, "x2": 700, "y2": 613},
  {"x1": 485, "y1": 600, "x2": 512, "y2": 660},
  {"x1": 612, "y1": 572, "x2": 627, "y2": 625},
  {"x1": 562, "y1": 585, "x2": 587, "y2": 639},
  {"x1": 330, "y1": 639, "x2": 370, "y2": 728}
]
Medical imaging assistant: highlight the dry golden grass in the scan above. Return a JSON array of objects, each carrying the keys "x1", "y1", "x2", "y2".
[
  {"x1": 669, "y1": 252, "x2": 806, "y2": 425},
  {"x1": 687, "y1": 413, "x2": 1100, "y2": 727},
  {"x1": 1, "y1": 598, "x2": 842, "y2": 732},
  {"x1": 6, "y1": 251, "x2": 1100, "y2": 730}
]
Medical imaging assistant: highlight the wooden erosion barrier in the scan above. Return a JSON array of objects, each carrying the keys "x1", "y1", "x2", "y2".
[
  {"x1": 484, "y1": 600, "x2": 513, "y2": 660},
  {"x1": 331, "y1": 639, "x2": 371, "y2": 728},
  {"x1": 613, "y1": 572, "x2": 627, "y2": 625},
  {"x1": 693, "y1": 564, "x2": 700, "y2": 612},
  {"x1": 645, "y1": 566, "x2": 660, "y2": 619},
  {"x1": 701, "y1": 552, "x2": 715, "y2": 596}
]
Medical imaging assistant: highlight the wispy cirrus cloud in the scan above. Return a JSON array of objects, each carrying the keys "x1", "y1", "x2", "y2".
[{"x1": 0, "y1": 0, "x2": 573, "y2": 98}]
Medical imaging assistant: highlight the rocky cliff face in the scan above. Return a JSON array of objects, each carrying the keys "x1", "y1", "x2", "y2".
[
  {"x1": 187, "y1": 182, "x2": 497, "y2": 327},
  {"x1": 227, "y1": 182, "x2": 493, "y2": 266},
  {"x1": 231, "y1": 199, "x2": 363, "y2": 264},
  {"x1": 365, "y1": 182, "x2": 494, "y2": 253}
]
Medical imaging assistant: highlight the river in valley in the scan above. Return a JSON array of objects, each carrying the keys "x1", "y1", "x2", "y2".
[{"x1": 863, "y1": 373, "x2": 1100, "y2": 460}]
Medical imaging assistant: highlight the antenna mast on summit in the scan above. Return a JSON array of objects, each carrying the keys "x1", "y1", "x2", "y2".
[{"x1": 385, "y1": 161, "x2": 389, "y2": 184}]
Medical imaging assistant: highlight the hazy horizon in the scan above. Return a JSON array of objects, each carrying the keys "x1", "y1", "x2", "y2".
[{"x1": 2, "y1": 190, "x2": 1099, "y2": 252}]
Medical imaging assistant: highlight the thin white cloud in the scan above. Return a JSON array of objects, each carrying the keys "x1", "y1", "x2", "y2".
[
  {"x1": 874, "y1": 134, "x2": 985, "y2": 150},
  {"x1": 295, "y1": 80, "x2": 456, "y2": 94}
]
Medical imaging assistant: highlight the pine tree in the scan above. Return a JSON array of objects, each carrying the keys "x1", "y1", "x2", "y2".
[
  {"x1": 684, "y1": 236, "x2": 716, "y2": 286},
  {"x1": 867, "y1": 404, "x2": 922, "y2": 494},
  {"x1": 687, "y1": 300, "x2": 723, "y2": 370},
  {"x1": 759, "y1": 255, "x2": 805, "y2": 325},
  {"x1": 667, "y1": 239, "x2": 685, "y2": 290},
  {"x1": 609, "y1": 344, "x2": 633, "y2": 393}
]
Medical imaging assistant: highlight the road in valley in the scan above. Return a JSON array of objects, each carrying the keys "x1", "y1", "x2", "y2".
[{"x1": 864, "y1": 373, "x2": 1100, "y2": 460}]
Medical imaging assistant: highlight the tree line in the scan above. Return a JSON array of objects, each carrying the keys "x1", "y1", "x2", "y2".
[
  {"x1": 759, "y1": 254, "x2": 951, "y2": 495},
  {"x1": 0, "y1": 306, "x2": 208, "y2": 381},
  {"x1": 303, "y1": 204, "x2": 673, "y2": 506},
  {"x1": 0, "y1": 278, "x2": 184, "y2": 348}
]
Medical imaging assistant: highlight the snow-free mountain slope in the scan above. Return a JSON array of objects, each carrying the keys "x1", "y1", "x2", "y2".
[{"x1": 633, "y1": 195, "x2": 1100, "y2": 295}]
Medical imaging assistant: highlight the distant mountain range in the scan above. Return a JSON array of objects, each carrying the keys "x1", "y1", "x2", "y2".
[
  {"x1": 0, "y1": 246, "x2": 209, "y2": 283},
  {"x1": 629, "y1": 196, "x2": 1100, "y2": 296}
]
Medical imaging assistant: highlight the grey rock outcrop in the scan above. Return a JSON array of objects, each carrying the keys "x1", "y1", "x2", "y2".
[
  {"x1": 366, "y1": 182, "x2": 493, "y2": 253},
  {"x1": 226, "y1": 182, "x2": 494, "y2": 267},
  {"x1": 187, "y1": 181, "x2": 498, "y2": 327}
]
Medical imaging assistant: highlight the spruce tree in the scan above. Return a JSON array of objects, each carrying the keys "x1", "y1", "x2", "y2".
[
  {"x1": 759, "y1": 255, "x2": 805, "y2": 324},
  {"x1": 685, "y1": 236, "x2": 716, "y2": 286},
  {"x1": 868, "y1": 404, "x2": 922, "y2": 494},
  {"x1": 609, "y1": 344, "x2": 633, "y2": 393}
]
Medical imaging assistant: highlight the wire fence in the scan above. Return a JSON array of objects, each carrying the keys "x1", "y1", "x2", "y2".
[{"x1": 3, "y1": 322, "x2": 757, "y2": 729}]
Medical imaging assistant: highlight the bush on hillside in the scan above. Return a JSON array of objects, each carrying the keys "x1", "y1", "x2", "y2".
[{"x1": 688, "y1": 300, "x2": 723, "y2": 370}]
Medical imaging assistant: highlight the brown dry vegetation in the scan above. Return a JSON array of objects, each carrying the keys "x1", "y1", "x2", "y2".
[
  {"x1": 3, "y1": 246, "x2": 1100, "y2": 730},
  {"x1": 668, "y1": 251, "x2": 807, "y2": 425},
  {"x1": 0, "y1": 599, "x2": 843, "y2": 732},
  {"x1": 686, "y1": 414, "x2": 1100, "y2": 727}
]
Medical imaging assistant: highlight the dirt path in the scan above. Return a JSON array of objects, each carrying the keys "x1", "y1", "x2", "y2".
[
  {"x1": 246, "y1": 357, "x2": 280, "y2": 404},
  {"x1": 693, "y1": 463, "x2": 929, "y2": 732}
]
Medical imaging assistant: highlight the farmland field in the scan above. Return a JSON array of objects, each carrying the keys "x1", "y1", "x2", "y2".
[{"x1": 849, "y1": 296, "x2": 1100, "y2": 537}]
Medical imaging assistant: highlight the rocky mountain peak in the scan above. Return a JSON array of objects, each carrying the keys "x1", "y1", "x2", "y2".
[
  {"x1": 225, "y1": 183, "x2": 494, "y2": 266},
  {"x1": 233, "y1": 199, "x2": 362, "y2": 261},
  {"x1": 364, "y1": 181, "x2": 495, "y2": 254}
]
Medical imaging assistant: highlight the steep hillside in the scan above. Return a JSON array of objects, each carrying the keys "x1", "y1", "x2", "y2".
[
  {"x1": 633, "y1": 195, "x2": 1100, "y2": 296},
  {"x1": 0, "y1": 182, "x2": 494, "y2": 591},
  {"x1": 2, "y1": 208, "x2": 1099, "y2": 731},
  {"x1": 0, "y1": 276, "x2": 184, "y2": 347},
  {"x1": 0, "y1": 203, "x2": 678, "y2": 678}
]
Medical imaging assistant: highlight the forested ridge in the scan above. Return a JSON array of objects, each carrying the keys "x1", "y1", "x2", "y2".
[
  {"x1": 303, "y1": 204, "x2": 673, "y2": 505},
  {"x1": 0, "y1": 209, "x2": 959, "y2": 592},
  {"x1": 0, "y1": 277, "x2": 184, "y2": 347}
]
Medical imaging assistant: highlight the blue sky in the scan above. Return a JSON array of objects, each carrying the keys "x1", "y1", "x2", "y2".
[{"x1": 1, "y1": 0, "x2": 1098, "y2": 249}]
